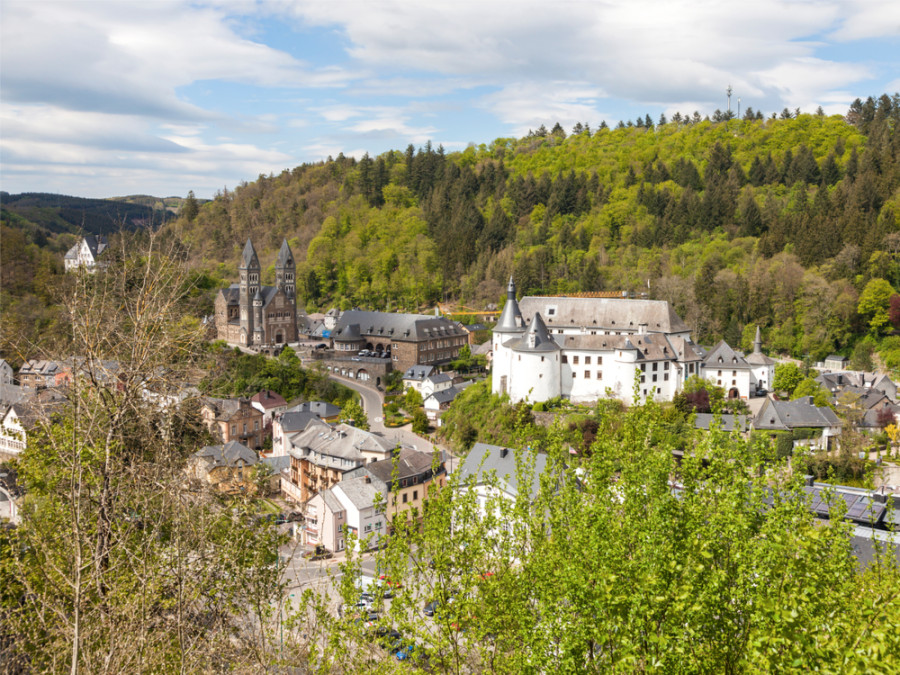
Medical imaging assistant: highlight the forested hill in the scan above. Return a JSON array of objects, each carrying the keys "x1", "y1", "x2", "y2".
[
  {"x1": 1, "y1": 192, "x2": 181, "y2": 242},
  {"x1": 168, "y1": 95, "x2": 899, "y2": 360}
]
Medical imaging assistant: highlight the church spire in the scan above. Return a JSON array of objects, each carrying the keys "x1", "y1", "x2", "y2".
[
  {"x1": 753, "y1": 325, "x2": 762, "y2": 354},
  {"x1": 495, "y1": 276, "x2": 524, "y2": 333}
]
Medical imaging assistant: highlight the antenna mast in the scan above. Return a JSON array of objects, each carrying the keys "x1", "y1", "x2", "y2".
[{"x1": 726, "y1": 85, "x2": 733, "y2": 116}]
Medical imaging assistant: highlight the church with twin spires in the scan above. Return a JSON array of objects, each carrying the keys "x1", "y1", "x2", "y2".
[{"x1": 214, "y1": 239, "x2": 299, "y2": 347}]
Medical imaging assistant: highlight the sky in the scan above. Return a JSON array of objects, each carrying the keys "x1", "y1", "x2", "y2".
[{"x1": 1, "y1": 0, "x2": 899, "y2": 200}]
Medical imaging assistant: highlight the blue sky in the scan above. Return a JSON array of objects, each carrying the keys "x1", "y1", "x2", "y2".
[{"x1": 1, "y1": 0, "x2": 898, "y2": 199}]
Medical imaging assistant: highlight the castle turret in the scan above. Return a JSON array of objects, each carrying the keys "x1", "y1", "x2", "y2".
[{"x1": 239, "y1": 239, "x2": 261, "y2": 344}]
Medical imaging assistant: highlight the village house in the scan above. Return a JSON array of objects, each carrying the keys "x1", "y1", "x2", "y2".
[
  {"x1": 745, "y1": 327, "x2": 777, "y2": 394},
  {"x1": 304, "y1": 477, "x2": 385, "y2": 553},
  {"x1": 0, "y1": 359, "x2": 13, "y2": 387},
  {"x1": 17, "y1": 359, "x2": 61, "y2": 390},
  {"x1": 281, "y1": 418, "x2": 396, "y2": 503},
  {"x1": 305, "y1": 448, "x2": 445, "y2": 552},
  {"x1": 0, "y1": 392, "x2": 64, "y2": 461},
  {"x1": 753, "y1": 397, "x2": 842, "y2": 451},
  {"x1": 272, "y1": 401, "x2": 343, "y2": 457},
  {"x1": 424, "y1": 383, "x2": 472, "y2": 426},
  {"x1": 250, "y1": 389, "x2": 288, "y2": 424},
  {"x1": 64, "y1": 235, "x2": 108, "y2": 272},
  {"x1": 187, "y1": 441, "x2": 259, "y2": 492},
  {"x1": 345, "y1": 448, "x2": 447, "y2": 523},
  {"x1": 200, "y1": 397, "x2": 265, "y2": 450},
  {"x1": 702, "y1": 341, "x2": 754, "y2": 399}
]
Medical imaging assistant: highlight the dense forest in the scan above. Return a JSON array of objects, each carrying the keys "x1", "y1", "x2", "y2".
[{"x1": 3, "y1": 95, "x2": 899, "y2": 365}]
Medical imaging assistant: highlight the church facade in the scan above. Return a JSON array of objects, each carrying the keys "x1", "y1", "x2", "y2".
[{"x1": 214, "y1": 239, "x2": 299, "y2": 347}]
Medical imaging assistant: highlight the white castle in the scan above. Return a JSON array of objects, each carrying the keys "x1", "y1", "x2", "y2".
[{"x1": 491, "y1": 278, "x2": 709, "y2": 405}]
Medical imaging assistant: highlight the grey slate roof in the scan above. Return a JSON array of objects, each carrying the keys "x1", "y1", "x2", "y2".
[
  {"x1": 333, "y1": 323, "x2": 362, "y2": 342},
  {"x1": 460, "y1": 443, "x2": 550, "y2": 500},
  {"x1": 403, "y1": 365, "x2": 435, "y2": 381},
  {"x1": 260, "y1": 455, "x2": 290, "y2": 473},
  {"x1": 559, "y1": 332, "x2": 676, "y2": 361},
  {"x1": 321, "y1": 489, "x2": 345, "y2": 514},
  {"x1": 754, "y1": 397, "x2": 842, "y2": 431},
  {"x1": 193, "y1": 440, "x2": 258, "y2": 468},
  {"x1": 494, "y1": 277, "x2": 525, "y2": 334},
  {"x1": 286, "y1": 401, "x2": 341, "y2": 418},
  {"x1": 694, "y1": 413, "x2": 750, "y2": 432},
  {"x1": 334, "y1": 476, "x2": 380, "y2": 510},
  {"x1": 704, "y1": 341, "x2": 751, "y2": 369},
  {"x1": 288, "y1": 422, "x2": 395, "y2": 463},
  {"x1": 665, "y1": 335, "x2": 705, "y2": 362},
  {"x1": 217, "y1": 283, "x2": 285, "y2": 310},
  {"x1": 276, "y1": 239, "x2": 294, "y2": 267},
  {"x1": 334, "y1": 310, "x2": 463, "y2": 342},
  {"x1": 362, "y1": 448, "x2": 441, "y2": 487},
  {"x1": 509, "y1": 313, "x2": 559, "y2": 353},
  {"x1": 0, "y1": 384, "x2": 25, "y2": 409},
  {"x1": 517, "y1": 295, "x2": 690, "y2": 335},
  {"x1": 426, "y1": 385, "x2": 464, "y2": 405},
  {"x1": 425, "y1": 373, "x2": 452, "y2": 385},
  {"x1": 472, "y1": 341, "x2": 492, "y2": 356},
  {"x1": 240, "y1": 238, "x2": 260, "y2": 269},
  {"x1": 278, "y1": 411, "x2": 320, "y2": 433},
  {"x1": 64, "y1": 235, "x2": 108, "y2": 261}
]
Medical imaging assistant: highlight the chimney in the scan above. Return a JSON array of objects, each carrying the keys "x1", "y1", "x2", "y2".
[
  {"x1": 500, "y1": 448, "x2": 509, "y2": 459},
  {"x1": 365, "y1": 476, "x2": 371, "y2": 483}
]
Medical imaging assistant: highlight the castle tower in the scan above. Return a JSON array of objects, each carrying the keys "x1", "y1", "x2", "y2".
[{"x1": 239, "y1": 239, "x2": 261, "y2": 344}]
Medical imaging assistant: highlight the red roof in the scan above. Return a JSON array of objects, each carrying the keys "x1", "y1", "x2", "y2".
[{"x1": 250, "y1": 389, "x2": 287, "y2": 409}]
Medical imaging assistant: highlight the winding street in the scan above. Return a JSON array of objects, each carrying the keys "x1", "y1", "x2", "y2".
[{"x1": 327, "y1": 373, "x2": 430, "y2": 452}]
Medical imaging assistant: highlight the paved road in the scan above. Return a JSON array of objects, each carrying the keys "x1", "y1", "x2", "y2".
[{"x1": 327, "y1": 373, "x2": 433, "y2": 452}]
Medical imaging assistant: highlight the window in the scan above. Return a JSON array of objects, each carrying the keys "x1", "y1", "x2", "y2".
[
  {"x1": 242, "y1": 423, "x2": 247, "y2": 434},
  {"x1": 561, "y1": 355, "x2": 568, "y2": 363},
  {"x1": 402, "y1": 493, "x2": 408, "y2": 504},
  {"x1": 581, "y1": 370, "x2": 588, "y2": 379},
  {"x1": 664, "y1": 373, "x2": 669, "y2": 381},
  {"x1": 573, "y1": 355, "x2": 579, "y2": 365},
  {"x1": 364, "y1": 524, "x2": 372, "y2": 532},
  {"x1": 652, "y1": 374, "x2": 657, "y2": 382},
  {"x1": 572, "y1": 372, "x2": 577, "y2": 378},
  {"x1": 598, "y1": 356, "x2": 603, "y2": 365},
  {"x1": 375, "y1": 522, "x2": 382, "y2": 529},
  {"x1": 664, "y1": 361, "x2": 669, "y2": 370},
  {"x1": 585, "y1": 356, "x2": 591, "y2": 365},
  {"x1": 413, "y1": 490, "x2": 418, "y2": 500},
  {"x1": 230, "y1": 424, "x2": 236, "y2": 435},
  {"x1": 718, "y1": 370, "x2": 722, "y2": 376},
  {"x1": 541, "y1": 356, "x2": 544, "y2": 362},
  {"x1": 597, "y1": 371, "x2": 602, "y2": 379},
  {"x1": 640, "y1": 364, "x2": 646, "y2": 371},
  {"x1": 640, "y1": 375, "x2": 645, "y2": 383},
  {"x1": 254, "y1": 420, "x2": 259, "y2": 431},
  {"x1": 652, "y1": 363, "x2": 658, "y2": 371},
  {"x1": 732, "y1": 370, "x2": 736, "y2": 377}
]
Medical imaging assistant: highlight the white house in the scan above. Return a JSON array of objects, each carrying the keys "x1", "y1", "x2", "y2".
[
  {"x1": 702, "y1": 341, "x2": 754, "y2": 400},
  {"x1": 0, "y1": 405, "x2": 29, "y2": 460},
  {"x1": 745, "y1": 327, "x2": 776, "y2": 394},
  {"x1": 304, "y1": 476, "x2": 385, "y2": 553},
  {"x1": 491, "y1": 278, "x2": 701, "y2": 405},
  {"x1": 64, "y1": 235, "x2": 108, "y2": 272}
]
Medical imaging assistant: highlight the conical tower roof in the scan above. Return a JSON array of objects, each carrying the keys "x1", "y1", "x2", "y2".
[
  {"x1": 240, "y1": 238, "x2": 260, "y2": 269},
  {"x1": 276, "y1": 239, "x2": 294, "y2": 267},
  {"x1": 512, "y1": 312, "x2": 558, "y2": 352},
  {"x1": 494, "y1": 276, "x2": 524, "y2": 333}
]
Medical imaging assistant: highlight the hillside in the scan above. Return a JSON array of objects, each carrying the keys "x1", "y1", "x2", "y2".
[
  {"x1": 3, "y1": 96, "x2": 899, "y2": 365},
  {"x1": 165, "y1": 95, "x2": 899, "y2": 363}
]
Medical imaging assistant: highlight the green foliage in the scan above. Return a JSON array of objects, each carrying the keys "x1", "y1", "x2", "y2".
[
  {"x1": 327, "y1": 395, "x2": 900, "y2": 673},
  {"x1": 774, "y1": 362, "x2": 804, "y2": 396},
  {"x1": 791, "y1": 377, "x2": 831, "y2": 406},
  {"x1": 858, "y1": 277, "x2": 895, "y2": 334},
  {"x1": 411, "y1": 408, "x2": 429, "y2": 435},
  {"x1": 340, "y1": 397, "x2": 369, "y2": 430},
  {"x1": 403, "y1": 386, "x2": 423, "y2": 410},
  {"x1": 201, "y1": 344, "x2": 354, "y2": 406}
]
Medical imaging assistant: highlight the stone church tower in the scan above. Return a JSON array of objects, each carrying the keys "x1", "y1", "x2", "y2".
[{"x1": 239, "y1": 239, "x2": 261, "y2": 342}]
